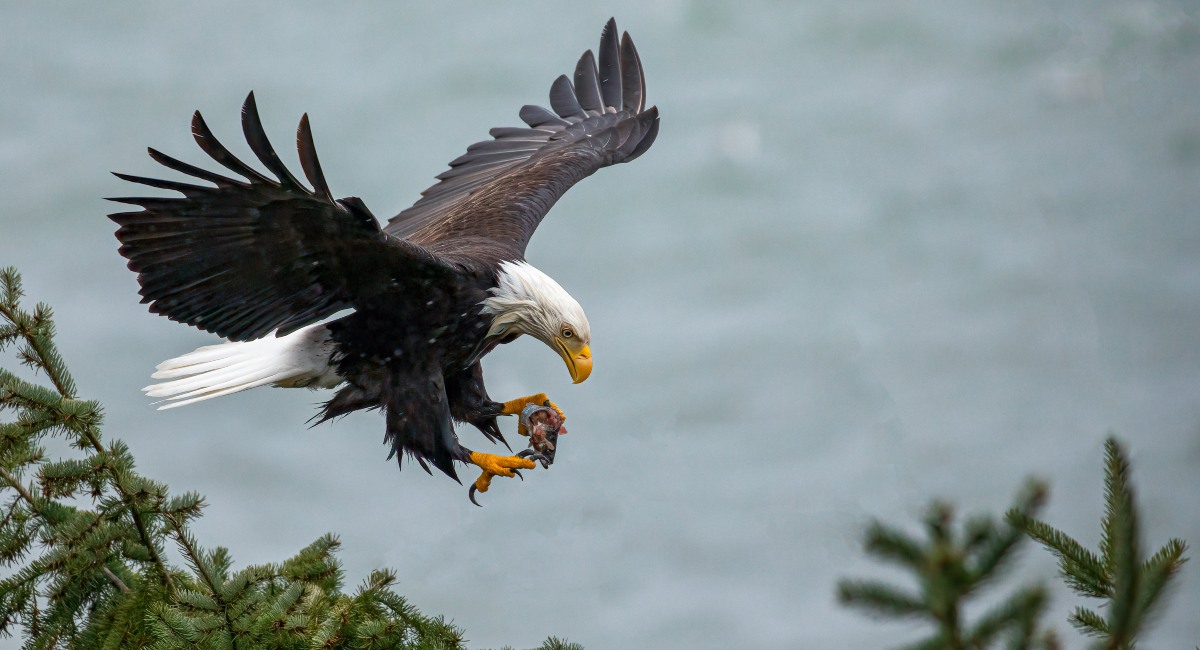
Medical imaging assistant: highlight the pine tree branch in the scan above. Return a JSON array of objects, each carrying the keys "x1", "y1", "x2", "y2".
[
  {"x1": 1068, "y1": 606, "x2": 1109, "y2": 638},
  {"x1": 2, "y1": 269, "x2": 176, "y2": 597},
  {"x1": 101, "y1": 566, "x2": 131, "y2": 594},
  {"x1": 1009, "y1": 436, "x2": 1192, "y2": 650},
  {"x1": 1103, "y1": 437, "x2": 1140, "y2": 649},
  {"x1": 78, "y1": 423, "x2": 176, "y2": 595},
  {"x1": 1, "y1": 463, "x2": 133, "y2": 610},
  {"x1": 20, "y1": 307, "x2": 76, "y2": 399},
  {"x1": 895, "y1": 632, "x2": 955, "y2": 650},
  {"x1": 966, "y1": 584, "x2": 1046, "y2": 646},
  {"x1": 1006, "y1": 510, "x2": 1110, "y2": 599},
  {"x1": 969, "y1": 481, "x2": 1047, "y2": 591},
  {"x1": 837, "y1": 580, "x2": 928, "y2": 619},
  {"x1": 163, "y1": 513, "x2": 239, "y2": 647},
  {"x1": 1100, "y1": 437, "x2": 1132, "y2": 574},
  {"x1": 1135, "y1": 538, "x2": 1187, "y2": 628},
  {"x1": 862, "y1": 520, "x2": 926, "y2": 569},
  {"x1": 841, "y1": 486, "x2": 1057, "y2": 650},
  {"x1": 0, "y1": 271, "x2": 74, "y2": 399},
  {"x1": 0, "y1": 466, "x2": 38, "y2": 509},
  {"x1": 537, "y1": 638, "x2": 585, "y2": 650},
  {"x1": 132, "y1": 511, "x2": 174, "y2": 594}
]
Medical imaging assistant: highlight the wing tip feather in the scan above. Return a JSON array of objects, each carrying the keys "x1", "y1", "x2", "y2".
[
  {"x1": 383, "y1": 17, "x2": 657, "y2": 240},
  {"x1": 597, "y1": 17, "x2": 623, "y2": 110},
  {"x1": 297, "y1": 113, "x2": 335, "y2": 201}
]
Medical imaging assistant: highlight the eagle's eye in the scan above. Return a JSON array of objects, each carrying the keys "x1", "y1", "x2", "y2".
[{"x1": 561, "y1": 326, "x2": 574, "y2": 339}]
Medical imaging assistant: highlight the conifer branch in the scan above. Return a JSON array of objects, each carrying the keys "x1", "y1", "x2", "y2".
[
  {"x1": 862, "y1": 520, "x2": 927, "y2": 570},
  {"x1": 966, "y1": 585, "x2": 1050, "y2": 647},
  {"x1": 837, "y1": 580, "x2": 927, "y2": 619},
  {"x1": 162, "y1": 513, "x2": 237, "y2": 643},
  {"x1": 0, "y1": 270, "x2": 74, "y2": 399},
  {"x1": 101, "y1": 566, "x2": 131, "y2": 594},
  {"x1": 1, "y1": 267, "x2": 177, "y2": 596},
  {"x1": 1135, "y1": 538, "x2": 1188, "y2": 627},
  {"x1": 2, "y1": 275, "x2": 176, "y2": 597},
  {"x1": 838, "y1": 480, "x2": 1054, "y2": 649},
  {"x1": 1009, "y1": 436, "x2": 1190, "y2": 650},
  {"x1": 1069, "y1": 606, "x2": 1109, "y2": 638},
  {"x1": 0, "y1": 466, "x2": 37, "y2": 509},
  {"x1": 117, "y1": 472, "x2": 176, "y2": 594},
  {"x1": 1005, "y1": 512, "x2": 1109, "y2": 598}
]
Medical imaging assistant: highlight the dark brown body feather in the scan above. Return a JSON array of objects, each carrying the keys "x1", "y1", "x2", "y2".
[{"x1": 108, "y1": 19, "x2": 658, "y2": 481}]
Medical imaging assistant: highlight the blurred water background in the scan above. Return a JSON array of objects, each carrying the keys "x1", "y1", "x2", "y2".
[{"x1": 2, "y1": 2, "x2": 1199, "y2": 647}]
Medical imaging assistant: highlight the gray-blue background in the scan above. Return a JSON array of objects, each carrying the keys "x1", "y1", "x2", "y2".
[{"x1": 2, "y1": 2, "x2": 1198, "y2": 647}]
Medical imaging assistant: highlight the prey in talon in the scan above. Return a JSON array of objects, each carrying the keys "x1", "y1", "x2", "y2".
[
  {"x1": 108, "y1": 19, "x2": 658, "y2": 502},
  {"x1": 517, "y1": 403, "x2": 567, "y2": 469}
]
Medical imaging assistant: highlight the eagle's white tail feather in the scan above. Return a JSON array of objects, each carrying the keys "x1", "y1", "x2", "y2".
[
  {"x1": 151, "y1": 343, "x2": 253, "y2": 378},
  {"x1": 151, "y1": 372, "x2": 295, "y2": 409},
  {"x1": 152, "y1": 359, "x2": 262, "y2": 386},
  {"x1": 151, "y1": 366, "x2": 284, "y2": 401},
  {"x1": 143, "y1": 324, "x2": 341, "y2": 410}
]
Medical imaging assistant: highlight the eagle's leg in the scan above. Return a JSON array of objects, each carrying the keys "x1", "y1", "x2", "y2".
[
  {"x1": 466, "y1": 450, "x2": 536, "y2": 506},
  {"x1": 499, "y1": 393, "x2": 566, "y2": 436}
]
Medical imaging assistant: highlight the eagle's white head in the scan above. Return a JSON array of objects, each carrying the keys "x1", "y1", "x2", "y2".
[{"x1": 480, "y1": 261, "x2": 592, "y2": 383}]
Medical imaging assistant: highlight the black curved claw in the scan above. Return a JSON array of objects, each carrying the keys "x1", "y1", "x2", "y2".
[
  {"x1": 517, "y1": 450, "x2": 551, "y2": 468},
  {"x1": 512, "y1": 469, "x2": 524, "y2": 481},
  {"x1": 468, "y1": 484, "x2": 483, "y2": 507}
]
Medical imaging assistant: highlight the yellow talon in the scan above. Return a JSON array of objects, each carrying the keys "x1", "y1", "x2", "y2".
[
  {"x1": 469, "y1": 451, "x2": 536, "y2": 489},
  {"x1": 467, "y1": 451, "x2": 536, "y2": 506},
  {"x1": 500, "y1": 393, "x2": 566, "y2": 436},
  {"x1": 470, "y1": 451, "x2": 535, "y2": 478}
]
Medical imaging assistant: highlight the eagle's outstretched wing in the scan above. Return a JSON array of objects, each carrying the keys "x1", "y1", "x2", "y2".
[
  {"x1": 384, "y1": 18, "x2": 659, "y2": 264},
  {"x1": 109, "y1": 93, "x2": 450, "y2": 342}
]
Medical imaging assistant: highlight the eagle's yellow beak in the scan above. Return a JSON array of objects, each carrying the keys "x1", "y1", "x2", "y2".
[{"x1": 555, "y1": 338, "x2": 592, "y2": 384}]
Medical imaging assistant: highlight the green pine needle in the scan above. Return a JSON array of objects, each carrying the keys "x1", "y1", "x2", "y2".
[
  {"x1": 966, "y1": 585, "x2": 1047, "y2": 645},
  {"x1": 537, "y1": 637, "x2": 586, "y2": 650},
  {"x1": 1135, "y1": 538, "x2": 1188, "y2": 624},
  {"x1": 862, "y1": 520, "x2": 927, "y2": 569},
  {"x1": 837, "y1": 580, "x2": 928, "y2": 619},
  {"x1": 1006, "y1": 511, "x2": 1109, "y2": 599},
  {"x1": 1067, "y1": 606, "x2": 1108, "y2": 638}
]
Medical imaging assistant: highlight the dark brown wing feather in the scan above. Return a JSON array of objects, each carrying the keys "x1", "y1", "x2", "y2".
[
  {"x1": 109, "y1": 92, "x2": 450, "y2": 342},
  {"x1": 383, "y1": 18, "x2": 660, "y2": 264}
]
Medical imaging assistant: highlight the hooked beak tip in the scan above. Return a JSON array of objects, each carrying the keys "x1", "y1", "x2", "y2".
[
  {"x1": 571, "y1": 347, "x2": 592, "y2": 384},
  {"x1": 557, "y1": 339, "x2": 592, "y2": 384}
]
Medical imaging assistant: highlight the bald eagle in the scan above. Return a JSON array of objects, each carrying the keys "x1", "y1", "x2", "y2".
[{"x1": 108, "y1": 19, "x2": 658, "y2": 495}]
